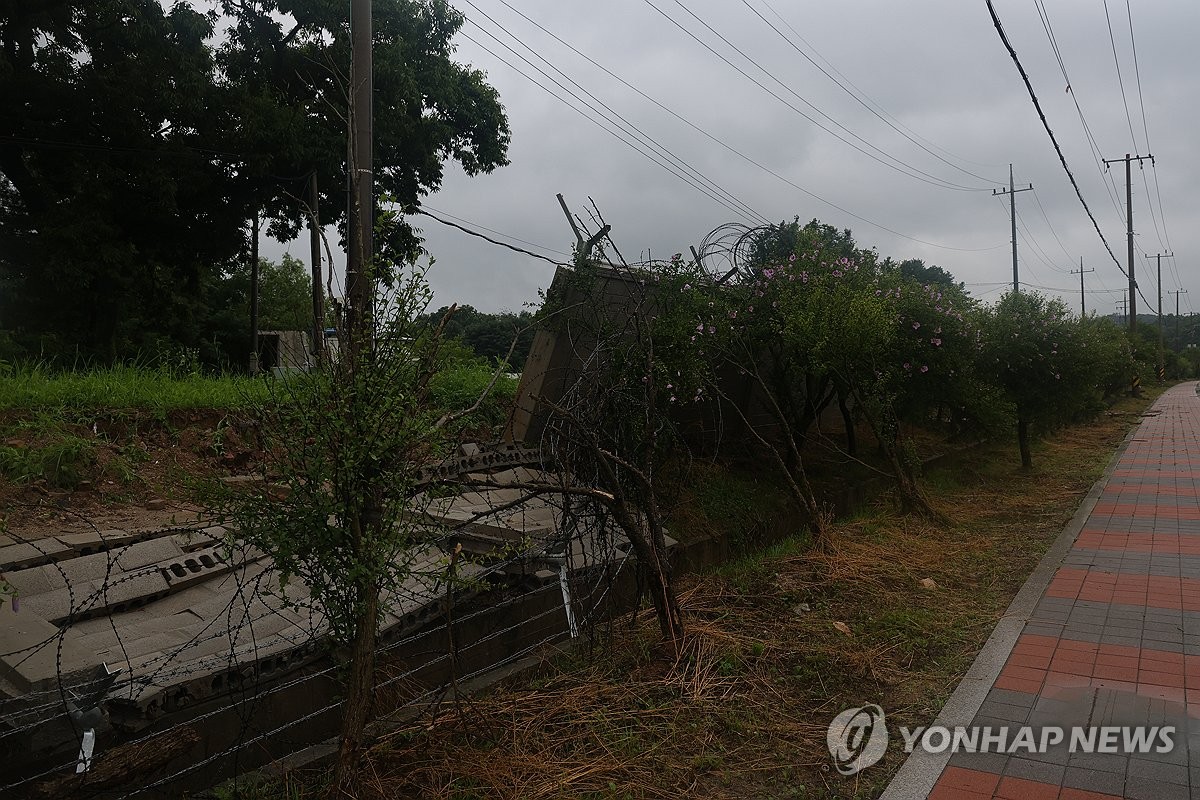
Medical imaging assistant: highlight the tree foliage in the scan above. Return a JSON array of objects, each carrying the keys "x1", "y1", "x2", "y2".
[{"x1": 0, "y1": 0, "x2": 510, "y2": 362}]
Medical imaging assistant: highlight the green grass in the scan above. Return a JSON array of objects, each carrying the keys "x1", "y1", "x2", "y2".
[{"x1": 0, "y1": 363, "x2": 265, "y2": 412}]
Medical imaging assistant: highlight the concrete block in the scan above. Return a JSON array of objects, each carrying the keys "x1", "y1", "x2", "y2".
[
  {"x1": 0, "y1": 539, "x2": 71, "y2": 570},
  {"x1": 19, "y1": 587, "x2": 78, "y2": 623},
  {"x1": 3, "y1": 564, "x2": 60, "y2": 598},
  {"x1": 54, "y1": 550, "x2": 122, "y2": 585},
  {"x1": 115, "y1": 538, "x2": 185, "y2": 571},
  {"x1": 101, "y1": 570, "x2": 170, "y2": 610},
  {"x1": 147, "y1": 583, "x2": 220, "y2": 615},
  {"x1": 0, "y1": 607, "x2": 95, "y2": 691}
]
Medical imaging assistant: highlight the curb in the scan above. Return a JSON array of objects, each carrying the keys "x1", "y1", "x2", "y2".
[{"x1": 878, "y1": 411, "x2": 1147, "y2": 799}]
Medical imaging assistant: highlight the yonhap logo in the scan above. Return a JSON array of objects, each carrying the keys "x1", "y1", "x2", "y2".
[{"x1": 827, "y1": 704, "x2": 888, "y2": 775}]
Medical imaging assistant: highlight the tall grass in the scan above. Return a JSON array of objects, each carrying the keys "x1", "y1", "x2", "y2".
[{"x1": 0, "y1": 363, "x2": 267, "y2": 412}]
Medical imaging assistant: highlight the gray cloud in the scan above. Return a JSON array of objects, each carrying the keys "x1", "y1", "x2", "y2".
[{"x1": 269, "y1": 0, "x2": 1197, "y2": 319}]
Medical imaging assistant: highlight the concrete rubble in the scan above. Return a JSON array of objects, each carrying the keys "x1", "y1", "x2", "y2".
[{"x1": 0, "y1": 442, "x2": 668, "y2": 784}]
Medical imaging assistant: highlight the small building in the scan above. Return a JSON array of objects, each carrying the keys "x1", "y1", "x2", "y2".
[{"x1": 257, "y1": 330, "x2": 314, "y2": 374}]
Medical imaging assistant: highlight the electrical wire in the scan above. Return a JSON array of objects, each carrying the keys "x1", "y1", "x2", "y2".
[
  {"x1": 459, "y1": 15, "x2": 771, "y2": 226},
  {"x1": 1032, "y1": 0, "x2": 1127, "y2": 228},
  {"x1": 985, "y1": 1, "x2": 1129, "y2": 285},
  {"x1": 479, "y1": 0, "x2": 1004, "y2": 253},
  {"x1": 414, "y1": 208, "x2": 567, "y2": 266},
  {"x1": 1103, "y1": 0, "x2": 1142, "y2": 153},
  {"x1": 639, "y1": 0, "x2": 992, "y2": 192},
  {"x1": 738, "y1": 0, "x2": 1003, "y2": 185}
]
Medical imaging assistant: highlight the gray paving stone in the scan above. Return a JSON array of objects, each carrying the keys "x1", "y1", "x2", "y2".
[
  {"x1": 1004, "y1": 756, "x2": 1065, "y2": 783},
  {"x1": 1062, "y1": 763, "x2": 1126, "y2": 794},
  {"x1": 1125, "y1": 779, "x2": 1192, "y2": 800},
  {"x1": 1128, "y1": 753, "x2": 1195, "y2": 786}
]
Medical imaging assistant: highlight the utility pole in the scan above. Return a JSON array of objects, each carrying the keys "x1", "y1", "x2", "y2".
[
  {"x1": 1117, "y1": 297, "x2": 1128, "y2": 326},
  {"x1": 1169, "y1": 288, "x2": 1188, "y2": 346},
  {"x1": 308, "y1": 171, "x2": 324, "y2": 366},
  {"x1": 249, "y1": 211, "x2": 260, "y2": 375},
  {"x1": 1147, "y1": 252, "x2": 1172, "y2": 380},
  {"x1": 346, "y1": 0, "x2": 374, "y2": 349},
  {"x1": 1070, "y1": 257, "x2": 1094, "y2": 316},
  {"x1": 992, "y1": 164, "x2": 1033, "y2": 292},
  {"x1": 1102, "y1": 153, "x2": 1152, "y2": 332}
]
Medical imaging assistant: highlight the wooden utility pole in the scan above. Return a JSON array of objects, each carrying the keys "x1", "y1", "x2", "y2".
[
  {"x1": 1170, "y1": 288, "x2": 1188, "y2": 345},
  {"x1": 1117, "y1": 297, "x2": 1128, "y2": 326},
  {"x1": 993, "y1": 164, "x2": 1033, "y2": 293},
  {"x1": 249, "y1": 211, "x2": 260, "y2": 375},
  {"x1": 308, "y1": 172, "x2": 324, "y2": 366},
  {"x1": 1103, "y1": 153, "x2": 1152, "y2": 332},
  {"x1": 1069, "y1": 258, "x2": 1094, "y2": 316},
  {"x1": 346, "y1": 0, "x2": 374, "y2": 347},
  {"x1": 1147, "y1": 252, "x2": 1172, "y2": 380}
]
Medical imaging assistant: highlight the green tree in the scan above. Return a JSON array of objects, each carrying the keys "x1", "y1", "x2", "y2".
[
  {"x1": 0, "y1": 0, "x2": 510, "y2": 362},
  {"x1": 978, "y1": 292, "x2": 1119, "y2": 468},
  {"x1": 224, "y1": 261, "x2": 508, "y2": 795},
  {"x1": 420, "y1": 304, "x2": 537, "y2": 367},
  {"x1": 204, "y1": 254, "x2": 316, "y2": 369}
]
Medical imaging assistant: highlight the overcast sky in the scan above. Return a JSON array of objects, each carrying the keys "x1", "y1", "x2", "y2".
[{"x1": 267, "y1": 0, "x2": 1196, "y2": 319}]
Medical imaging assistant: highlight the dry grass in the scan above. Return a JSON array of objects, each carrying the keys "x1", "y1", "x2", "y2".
[{"x1": 273, "y1": 388, "x2": 1165, "y2": 800}]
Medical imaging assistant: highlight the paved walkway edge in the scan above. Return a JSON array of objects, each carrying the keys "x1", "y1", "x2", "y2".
[{"x1": 879, "y1": 420, "x2": 1143, "y2": 799}]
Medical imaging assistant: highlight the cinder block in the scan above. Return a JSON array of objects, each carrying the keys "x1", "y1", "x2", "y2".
[
  {"x1": 0, "y1": 539, "x2": 71, "y2": 570},
  {"x1": 54, "y1": 551, "x2": 123, "y2": 585},
  {"x1": 4, "y1": 564, "x2": 60, "y2": 598},
  {"x1": 115, "y1": 538, "x2": 184, "y2": 572},
  {"x1": 0, "y1": 607, "x2": 95, "y2": 691}
]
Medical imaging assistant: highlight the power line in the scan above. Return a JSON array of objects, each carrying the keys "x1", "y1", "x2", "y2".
[
  {"x1": 1125, "y1": 0, "x2": 1178, "y2": 270},
  {"x1": 758, "y1": 0, "x2": 1004, "y2": 172},
  {"x1": 459, "y1": 3, "x2": 770, "y2": 227},
  {"x1": 984, "y1": 1, "x2": 1128, "y2": 286},
  {"x1": 477, "y1": 0, "x2": 1005, "y2": 252},
  {"x1": 1029, "y1": 189, "x2": 1077, "y2": 265},
  {"x1": 737, "y1": 0, "x2": 1003, "y2": 185},
  {"x1": 1102, "y1": 0, "x2": 1141, "y2": 153},
  {"x1": 414, "y1": 208, "x2": 567, "y2": 265},
  {"x1": 422, "y1": 204, "x2": 574, "y2": 258},
  {"x1": 1032, "y1": 0, "x2": 1127, "y2": 228},
  {"x1": 457, "y1": 26, "x2": 767, "y2": 226},
  {"x1": 639, "y1": 0, "x2": 992, "y2": 193}
]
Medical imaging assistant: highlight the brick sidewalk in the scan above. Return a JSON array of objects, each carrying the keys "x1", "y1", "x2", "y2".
[{"x1": 890, "y1": 383, "x2": 1200, "y2": 800}]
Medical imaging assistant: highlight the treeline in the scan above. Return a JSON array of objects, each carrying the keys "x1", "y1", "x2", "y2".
[
  {"x1": 0, "y1": 0, "x2": 510, "y2": 366},
  {"x1": 621, "y1": 220, "x2": 1164, "y2": 482}
]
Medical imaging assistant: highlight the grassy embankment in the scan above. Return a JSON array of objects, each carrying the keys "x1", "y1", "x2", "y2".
[{"x1": 0, "y1": 361, "x2": 515, "y2": 493}]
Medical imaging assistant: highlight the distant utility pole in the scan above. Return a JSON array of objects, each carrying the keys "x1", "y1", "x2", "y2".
[
  {"x1": 249, "y1": 211, "x2": 260, "y2": 376},
  {"x1": 1147, "y1": 252, "x2": 1172, "y2": 380},
  {"x1": 1117, "y1": 297, "x2": 1128, "y2": 326},
  {"x1": 993, "y1": 164, "x2": 1033, "y2": 293},
  {"x1": 1070, "y1": 258, "x2": 1094, "y2": 316},
  {"x1": 1103, "y1": 153, "x2": 1153, "y2": 332},
  {"x1": 1169, "y1": 288, "x2": 1188, "y2": 345},
  {"x1": 308, "y1": 171, "x2": 324, "y2": 366}
]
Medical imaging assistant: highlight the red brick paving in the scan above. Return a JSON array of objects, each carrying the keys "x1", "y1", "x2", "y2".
[{"x1": 916, "y1": 384, "x2": 1200, "y2": 799}]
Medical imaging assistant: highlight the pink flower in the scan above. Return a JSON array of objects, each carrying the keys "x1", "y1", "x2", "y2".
[
  {"x1": 931, "y1": 338, "x2": 942, "y2": 346},
  {"x1": 903, "y1": 362, "x2": 912, "y2": 370},
  {"x1": 920, "y1": 365, "x2": 929, "y2": 373},
  {"x1": 912, "y1": 321, "x2": 921, "y2": 330}
]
